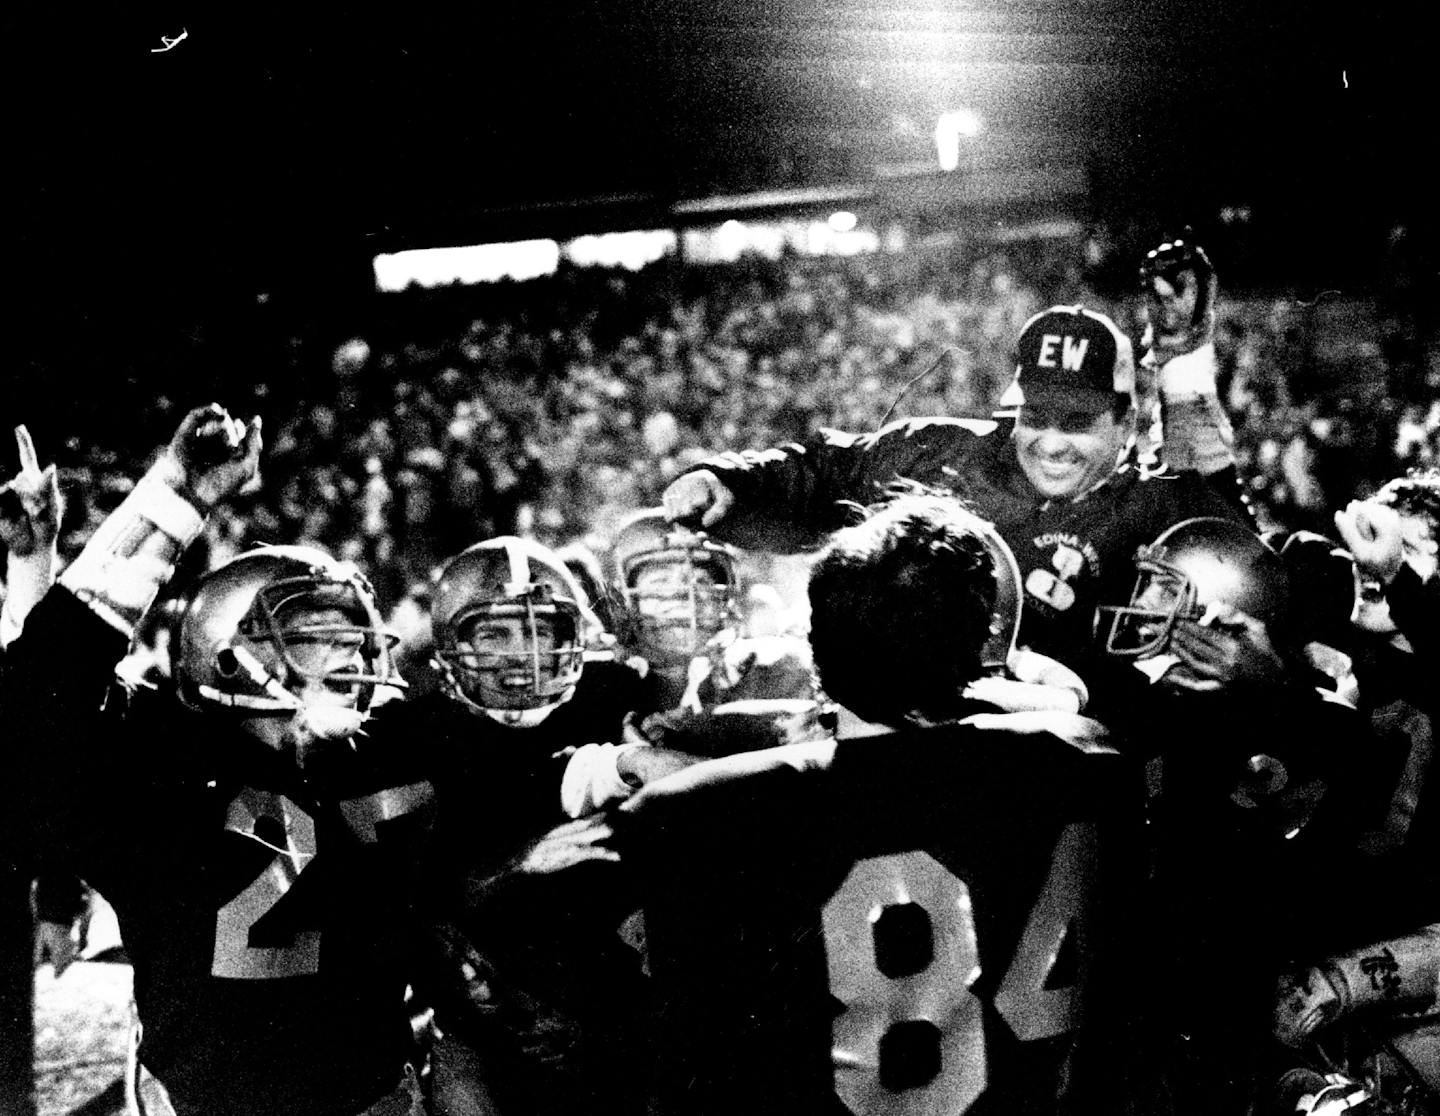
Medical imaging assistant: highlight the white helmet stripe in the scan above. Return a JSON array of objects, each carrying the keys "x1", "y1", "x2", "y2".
[{"x1": 503, "y1": 538, "x2": 530, "y2": 597}]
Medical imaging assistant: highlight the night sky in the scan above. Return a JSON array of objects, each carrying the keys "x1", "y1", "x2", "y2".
[{"x1": 3, "y1": 2, "x2": 1422, "y2": 399}]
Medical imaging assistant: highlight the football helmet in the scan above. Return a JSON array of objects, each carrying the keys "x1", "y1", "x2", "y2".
[
  {"x1": 175, "y1": 545, "x2": 403, "y2": 738},
  {"x1": 976, "y1": 519, "x2": 1022, "y2": 673},
  {"x1": 431, "y1": 536, "x2": 598, "y2": 727},
  {"x1": 1096, "y1": 517, "x2": 1289, "y2": 658},
  {"x1": 609, "y1": 508, "x2": 741, "y2": 668}
]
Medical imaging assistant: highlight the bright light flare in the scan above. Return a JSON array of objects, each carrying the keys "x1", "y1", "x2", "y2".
[{"x1": 935, "y1": 109, "x2": 983, "y2": 172}]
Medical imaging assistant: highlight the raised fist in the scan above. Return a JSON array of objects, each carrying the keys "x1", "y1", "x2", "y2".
[
  {"x1": 165, "y1": 404, "x2": 263, "y2": 510},
  {"x1": 1140, "y1": 238, "x2": 1218, "y2": 363},
  {"x1": 0, "y1": 426, "x2": 63, "y2": 557},
  {"x1": 661, "y1": 469, "x2": 734, "y2": 529}
]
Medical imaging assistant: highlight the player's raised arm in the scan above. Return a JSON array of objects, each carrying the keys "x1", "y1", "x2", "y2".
[
  {"x1": 1138, "y1": 237, "x2": 1235, "y2": 478},
  {"x1": 59, "y1": 403, "x2": 261, "y2": 638}
]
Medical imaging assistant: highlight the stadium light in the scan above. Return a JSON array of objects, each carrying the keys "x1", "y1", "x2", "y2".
[
  {"x1": 372, "y1": 240, "x2": 561, "y2": 290},
  {"x1": 828, "y1": 210, "x2": 859, "y2": 233},
  {"x1": 935, "y1": 109, "x2": 983, "y2": 172}
]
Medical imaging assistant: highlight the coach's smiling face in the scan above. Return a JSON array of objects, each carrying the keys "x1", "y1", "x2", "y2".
[{"x1": 1013, "y1": 396, "x2": 1131, "y2": 502}]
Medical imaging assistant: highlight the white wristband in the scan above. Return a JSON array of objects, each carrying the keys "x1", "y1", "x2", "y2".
[
  {"x1": 130, "y1": 472, "x2": 206, "y2": 544},
  {"x1": 1157, "y1": 343, "x2": 1219, "y2": 398},
  {"x1": 59, "y1": 460, "x2": 207, "y2": 637}
]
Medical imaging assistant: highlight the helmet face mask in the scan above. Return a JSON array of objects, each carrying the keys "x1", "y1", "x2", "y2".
[
  {"x1": 432, "y1": 537, "x2": 594, "y2": 726},
  {"x1": 1097, "y1": 550, "x2": 1200, "y2": 658},
  {"x1": 239, "y1": 578, "x2": 395, "y2": 701},
  {"x1": 1096, "y1": 517, "x2": 1288, "y2": 661},
  {"x1": 442, "y1": 594, "x2": 583, "y2": 713},
  {"x1": 624, "y1": 551, "x2": 735, "y2": 664},
  {"x1": 177, "y1": 547, "x2": 404, "y2": 736},
  {"x1": 611, "y1": 511, "x2": 740, "y2": 667}
]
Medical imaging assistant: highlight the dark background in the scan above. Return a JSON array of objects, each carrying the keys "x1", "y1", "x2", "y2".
[{"x1": 3, "y1": 2, "x2": 1425, "y2": 414}]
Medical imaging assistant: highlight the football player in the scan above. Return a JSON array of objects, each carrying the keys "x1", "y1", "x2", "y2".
[
  {"x1": 374, "y1": 535, "x2": 654, "y2": 1116},
  {"x1": 661, "y1": 246, "x2": 1249, "y2": 703},
  {"x1": 618, "y1": 492, "x2": 1149, "y2": 1115},
  {"x1": 3, "y1": 405, "x2": 447, "y2": 1116},
  {"x1": 1302, "y1": 471, "x2": 1440, "y2": 939},
  {"x1": 0, "y1": 422, "x2": 70, "y2": 1116},
  {"x1": 1132, "y1": 236, "x2": 1229, "y2": 474},
  {"x1": 605, "y1": 506, "x2": 745, "y2": 712},
  {"x1": 1259, "y1": 472, "x2": 1440, "y2": 1116},
  {"x1": 1096, "y1": 516, "x2": 1365, "y2": 1115},
  {"x1": 558, "y1": 508, "x2": 832, "y2": 817}
]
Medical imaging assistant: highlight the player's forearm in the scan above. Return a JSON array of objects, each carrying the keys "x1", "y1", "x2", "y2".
[
  {"x1": 1, "y1": 546, "x2": 57, "y2": 648},
  {"x1": 1156, "y1": 344, "x2": 1235, "y2": 476},
  {"x1": 561, "y1": 742, "x2": 711, "y2": 818},
  {"x1": 58, "y1": 457, "x2": 207, "y2": 638}
]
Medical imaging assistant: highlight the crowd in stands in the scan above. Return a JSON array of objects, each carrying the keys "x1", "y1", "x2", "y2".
[{"x1": 34, "y1": 232, "x2": 1440, "y2": 615}]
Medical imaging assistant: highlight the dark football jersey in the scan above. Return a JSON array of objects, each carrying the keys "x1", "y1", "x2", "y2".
[
  {"x1": 380, "y1": 660, "x2": 649, "y2": 895},
  {"x1": 369, "y1": 661, "x2": 653, "y2": 1116},
  {"x1": 626, "y1": 712, "x2": 1146, "y2": 1116},
  {"x1": 4, "y1": 590, "x2": 437, "y2": 1116}
]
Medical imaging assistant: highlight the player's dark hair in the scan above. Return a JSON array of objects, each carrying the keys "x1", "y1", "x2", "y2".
[{"x1": 808, "y1": 493, "x2": 995, "y2": 726}]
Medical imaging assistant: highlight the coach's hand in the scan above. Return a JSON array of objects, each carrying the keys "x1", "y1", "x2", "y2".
[{"x1": 662, "y1": 469, "x2": 734, "y2": 529}]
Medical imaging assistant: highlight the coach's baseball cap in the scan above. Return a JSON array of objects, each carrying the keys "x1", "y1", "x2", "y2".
[{"x1": 999, "y1": 305, "x2": 1136, "y2": 410}]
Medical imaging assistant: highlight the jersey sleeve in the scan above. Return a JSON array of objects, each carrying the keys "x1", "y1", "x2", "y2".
[
  {"x1": 0, "y1": 588, "x2": 133, "y2": 861},
  {"x1": 692, "y1": 417, "x2": 998, "y2": 552}
]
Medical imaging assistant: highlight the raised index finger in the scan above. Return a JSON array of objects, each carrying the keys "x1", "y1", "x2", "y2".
[{"x1": 13, "y1": 426, "x2": 39, "y2": 475}]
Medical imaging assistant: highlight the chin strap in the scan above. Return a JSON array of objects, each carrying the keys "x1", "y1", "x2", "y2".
[{"x1": 480, "y1": 704, "x2": 560, "y2": 729}]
